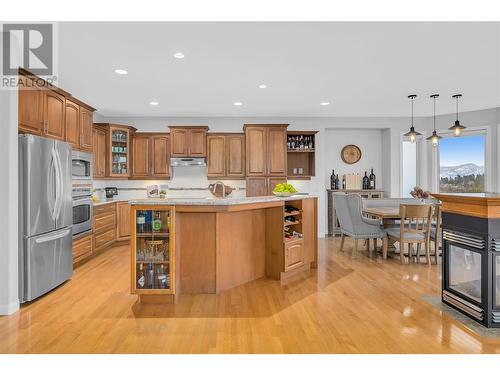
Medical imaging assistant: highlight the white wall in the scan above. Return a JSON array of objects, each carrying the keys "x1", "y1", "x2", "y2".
[
  {"x1": 0, "y1": 33, "x2": 20, "y2": 315},
  {"x1": 324, "y1": 129, "x2": 383, "y2": 187}
]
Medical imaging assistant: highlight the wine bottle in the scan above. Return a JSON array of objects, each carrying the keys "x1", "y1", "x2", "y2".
[
  {"x1": 309, "y1": 137, "x2": 313, "y2": 149},
  {"x1": 330, "y1": 169, "x2": 336, "y2": 190},
  {"x1": 369, "y1": 168, "x2": 376, "y2": 189},
  {"x1": 363, "y1": 172, "x2": 369, "y2": 190},
  {"x1": 342, "y1": 175, "x2": 346, "y2": 190},
  {"x1": 137, "y1": 264, "x2": 145, "y2": 288},
  {"x1": 335, "y1": 174, "x2": 340, "y2": 190},
  {"x1": 153, "y1": 211, "x2": 162, "y2": 232},
  {"x1": 147, "y1": 263, "x2": 154, "y2": 289},
  {"x1": 136, "y1": 211, "x2": 145, "y2": 233}
]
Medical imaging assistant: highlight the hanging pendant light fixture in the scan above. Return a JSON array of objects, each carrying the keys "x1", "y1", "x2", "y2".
[
  {"x1": 448, "y1": 94, "x2": 466, "y2": 137},
  {"x1": 404, "y1": 94, "x2": 421, "y2": 143},
  {"x1": 426, "y1": 94, "x2": 442, "y2": 147}
]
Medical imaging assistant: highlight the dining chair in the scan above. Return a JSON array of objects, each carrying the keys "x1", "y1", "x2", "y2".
[
  {"x1": 335, "y1": 194, "x2": 388, "y2": 258},
  {"x1": 429, "y1": 204, "x2": 442, "y2": 264},
  {"x1": 385, "y1": 204, "x2": 433, "y2": 264}
]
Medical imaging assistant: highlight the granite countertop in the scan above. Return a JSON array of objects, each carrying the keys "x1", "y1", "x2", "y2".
[
  {"x1": 128, "y1": 194, "x2": 315, "y2": 206},
  {"x1": 93, "y1": 199, "x2": 129, "y2": 206}
]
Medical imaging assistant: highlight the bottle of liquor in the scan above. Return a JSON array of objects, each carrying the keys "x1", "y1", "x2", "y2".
[
  {"x1": 330, "y1": 169, "x2": 336, "y2": 190},
  {"x1": 136, "y1": 211, "x2": 145, "y2": 233},
  {"x1": 342, "y1": 175, "x2": 346, "y2": 190},
  {"x1": 309, "y1": 136, "x2": 313, "y2": 149},
  {"x1": 369, "y1": 168, "x2": 376, "y2": 189},
  {"x1": 137, "y1": 264, "x2": 145, "y2": 289},
  {"x1": 362, "y1": 172, "x2": 369, "y2": 190},
  {"x1": 153, "y1": 211, "x2": 162, "y2": 232},
  {"x1": 335, "y1": 174, "x2": 340, "y2": 190},
  {"x1": 147, "y1": 263, "x2": 154, "y2": 289},
  {"x1": 291, "y1": 137, "x2": 295, "y2": 149}
]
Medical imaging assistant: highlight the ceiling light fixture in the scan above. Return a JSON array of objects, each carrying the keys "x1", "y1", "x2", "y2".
[
  {"x1": 149, "y1": 101, "x2": 159, "y2": 106},
  {"x1": 426, "y1": 94, "x2": 442, "y2": 147},
  {"x1": 320, "y1": 102, "x2": 330, "y2": 106},
  {"x1": 259, "y1": 84, "x2": 267, "y2": 89},
  {"x1": 404, "y1": 94, "x2": 421, "y2": 143},
  {"x1": 173, "y1": 52, "x2": 185, "y2": 59},
  {"x1": 114, "y1": 69, "x2": 128, "y2": 75},
  {"x1": 449, "y1": 94, "x2": 466, "y2": 137},
  {"x1": 233, "y1": 101, "x2": 243, "y2": 106}
]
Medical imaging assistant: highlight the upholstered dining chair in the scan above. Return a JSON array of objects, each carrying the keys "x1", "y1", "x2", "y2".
[
  {"x1": 335, "y1": 194, "x2": 388, "y2": 258},
  {"x1": 386, "y1": 204, "x2": 433, "y2": 264}
]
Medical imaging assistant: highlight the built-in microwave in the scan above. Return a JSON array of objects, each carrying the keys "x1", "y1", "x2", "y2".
[{"x1": 72, "y1": 151, "x2": 93, "y2": 180}]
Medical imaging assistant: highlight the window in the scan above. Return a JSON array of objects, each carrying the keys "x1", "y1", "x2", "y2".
[
  {"x1": 439, "y1": 134, "x2": 485, "y2": 193},
  {"x1": 402, "y1": 141, "x2": 417, "y2": 197}
]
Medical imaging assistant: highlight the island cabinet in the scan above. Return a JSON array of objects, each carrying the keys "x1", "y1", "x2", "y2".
[
  {"x1": 244, "y1": 124, "x2": 288, "y2": 196},
  {"x1": 116, "y1": 201, "x2": 131, "y2": 241},
  {"x1": 18, "y1": 69, "x2": 95, "y2": 145},
  {"x1": 206, "y1": 133, "x2": 245, "y2": 179},
  {"x1": 131, "y1": 133, "x2": 170, "y2": 179},
  {"x1": 169, "y1": 126, "x2": 209, "y2": 157},
  {"x1": 130, "y1": 206, "x2": 175, "y2": 303}
]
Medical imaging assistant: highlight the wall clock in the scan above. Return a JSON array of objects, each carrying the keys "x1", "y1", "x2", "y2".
[{"x1": 341, "y1": 144, "x2": 362, "y2": 164}]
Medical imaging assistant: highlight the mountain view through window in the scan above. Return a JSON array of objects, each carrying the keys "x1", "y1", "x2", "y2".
[{"x1": 439, "y1": 134, "x2": 485, "y2": 193}]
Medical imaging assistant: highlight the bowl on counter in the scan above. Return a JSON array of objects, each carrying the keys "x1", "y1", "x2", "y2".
[{"x1": 272, "y1": 192, "x2": 296, "y2": 197}]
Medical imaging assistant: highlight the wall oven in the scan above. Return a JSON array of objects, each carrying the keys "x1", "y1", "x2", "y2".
[
  {"x1": 72, "y1": 151, "x2": 93, "y2": 180},
  {"x1": 72, "y1": 183, "x2": 93, "y2": 236}
]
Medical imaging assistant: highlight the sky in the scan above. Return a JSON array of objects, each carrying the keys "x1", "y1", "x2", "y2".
[{"x1": 439, "y1": 135, "x2": 485, "y2": 167}]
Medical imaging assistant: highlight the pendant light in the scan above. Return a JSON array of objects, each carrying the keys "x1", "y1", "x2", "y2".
[
  {"x1": 448, "y1": 94, "x2": 466, "y2": 137},
  {"x1": 404, "y1": 94, "x2": 421, "y2": 142},
  {"x1": 426, "y1": 94, "x2": 442, "y2": 147}
]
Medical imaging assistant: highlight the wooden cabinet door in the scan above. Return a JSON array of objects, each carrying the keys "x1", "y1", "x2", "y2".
[
  {"x1": 131, "y1": 136, "x2": 150, "y2": 177},
  {"x1": 246, "y1": 177, "x2": 268, "y2": 197},
  {"x1": 285, "y1": 241, "x2": 304, "y2": 271},
  {"x1": 226, "y1": 134, "x2": 245, "y2": 178},
  {"x1": 207, "y1": 135, "x2": 226, "y2": 177},
  {"x1": 245, "y1": 127, "x2": 266, "y2": 176},
  {"x1": 170, "y1": 129, "x2": 189, "y2": 157},
  {"x1": 267, "y1": 177, "x2": 287, "y2": 195},
  {"x1": 189, "y1": 129, "x2": 207, "y2": 156},
  {"x1": 43, "y1": 90, "x2": 66, "y2": 141},
  {"x1": 73, "y1": 234, "x2": 93, "y2": 264},
  {"x1": 92, "y1": 128, "x2": 107, "y2": 178},
  {"x1": 65, "y1": 100, "x2": 80, "y2": 149},
  {"x1": 300, "y1": 198, "x2": 317, "y2": 266},
  {"x1": 79, "y1": 107, "x2": 93, "y2": 152},
  {"x1": 116, "y1": 202, "x2": 131, "y2": 241},
  {"x1": 266, "y1": 127, "x2": 287, "y2": 176},
  {"x1": 18, "y1": 75, "x2": 44, "y2": 135},
  {"x1": 151, "y1": 135, "x2": 170, "y2": 177}
]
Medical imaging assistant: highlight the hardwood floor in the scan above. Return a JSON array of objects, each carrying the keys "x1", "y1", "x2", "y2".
[{"x1": 1, "y1": 237, "x2": 500, "y2": 353}]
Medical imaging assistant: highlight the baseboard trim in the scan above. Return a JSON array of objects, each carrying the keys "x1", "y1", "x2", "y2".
[{"x1": 0, "y1": 300, "x2": 20, "y2": 315}]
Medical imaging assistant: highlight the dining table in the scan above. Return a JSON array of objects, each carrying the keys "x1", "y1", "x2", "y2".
[{"x1": 362, "y1": 206, "x2": 401, "y2": 255}]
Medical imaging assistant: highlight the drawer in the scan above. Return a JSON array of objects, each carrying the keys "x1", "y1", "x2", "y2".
[
  {"x1": 93, "y1": 202, "x2": 116, "y2": 218},
  {"x1": 73, "y1": 234, "x2": 93, "y2": 263},
  {"x1": 93, "y1": 228, "x2": 116, "y2": 251},
  {"x1": 94, "y1": 212, "x2": 116, "y2": 232}
]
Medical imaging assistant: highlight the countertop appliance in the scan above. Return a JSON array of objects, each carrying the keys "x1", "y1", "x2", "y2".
[
  {"x1": 19, "y1": 134, "x2": 73, "y2": 302},
  {"x1": 71, "y1": 150, "x2": 92, "y2": 180},
  {"x1": 105, "y1": 187, "x2": 118, "y2": 199}
]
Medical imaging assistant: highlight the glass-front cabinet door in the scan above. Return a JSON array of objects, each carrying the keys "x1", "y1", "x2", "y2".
[
  {"x1": 131, "y1": 207, "x2": 174, "y2": 295},
  {"x1": 109, "y1": 127, "x2": 130, "y2": 177}
]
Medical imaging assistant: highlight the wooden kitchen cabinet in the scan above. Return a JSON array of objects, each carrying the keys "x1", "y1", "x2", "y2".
[
  {"x1": 226, "y1": 134, "x2": 245, "y2": 178},
  {"x1": 18, "y1": 75, "x2": 44, "y2": 135},
  {"x1": 244, "y1": 124, "x2": 288, "y2": 196},
  {"x1": 92, "y1": 126, "x2": 107, "y2": 178},
  {"x1": 72, "y1": 233, "x2": 93, "y2": 265},
  {"x1": 93, "y1": 203, "x2": 116, "y2": 253},
  {"x1": 207, "y1": 135, "x2": 226, "y2": 177},
  {"x1": 131, "y1": 133, "x2": 170, "y2": 179},
  {"x1": 285, "y1": 240, "x2": 304, "y2": 271},
  {"x1": 169, "y1": 126, "x2": 208, "y2": 157},
  {"x1": 65, "y1": 99, "x2": 80, "y2": 148},
  {"x1": 43, "y1": 89, "x2": 66, "y2": 141},
  {"x1": 207, "y1": 133, "x2": 245, "y2": 179},
  {"x1": 79, "y1": 106, "x2": 94, "y2": 151},
  {"x1": 116, "y1": 201, "x2": 131, "y2": 241}
]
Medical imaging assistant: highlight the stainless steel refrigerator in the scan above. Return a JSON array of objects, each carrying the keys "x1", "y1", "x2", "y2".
[{"x1": 19, "y1": 134, "x2": 73, "y2": 302}]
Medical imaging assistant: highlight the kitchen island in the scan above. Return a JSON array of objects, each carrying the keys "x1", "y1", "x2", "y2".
[{"x1": 129, "y1": 195, "x2": 318, "y2": 303}]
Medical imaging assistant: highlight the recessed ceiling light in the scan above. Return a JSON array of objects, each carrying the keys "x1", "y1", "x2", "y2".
[
  {"x1": 149, "y1": 101, "x2": 159, "y2": 106},
  {"x1": 114, "y1": 69, "x2": 128, "y2": 75},
  {"x1": 320, "y1": 101, "x2": 330, "y2": 106},
  {"x1": 233, "y1": 101, "x2": 243, "y2": 106},
  {"x1": 258, "y1": 84, "x2": 267, "y2": 89},
  {"x1": 173, "y1": 52, "x2": 185, "y2": 59}
]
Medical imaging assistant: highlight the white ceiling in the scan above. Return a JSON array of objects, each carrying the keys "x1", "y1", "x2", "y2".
[{"x1": 58, "y1": 22, "x2": 500, "y2": 117}]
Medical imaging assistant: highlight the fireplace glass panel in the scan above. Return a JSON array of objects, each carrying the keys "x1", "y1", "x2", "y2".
[{"x1": 448, "y1": 245, "x2": 482, "y2": 303}]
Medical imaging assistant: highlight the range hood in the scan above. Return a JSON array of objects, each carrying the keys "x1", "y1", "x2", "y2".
[{"x1": 170, "y1": 157, "x2": 206, "y2": 167}]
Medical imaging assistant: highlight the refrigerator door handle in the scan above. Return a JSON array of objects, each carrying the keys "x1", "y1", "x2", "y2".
[
  {"x1": 48, "y1": 147, "x2": 58, "y2": 220},
  {"x1": 53, "y1": 147, "x2": 63, "y2": 220},
  {"x1": 35, "y1": 228, "x2": 71, "y2": 244}
]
